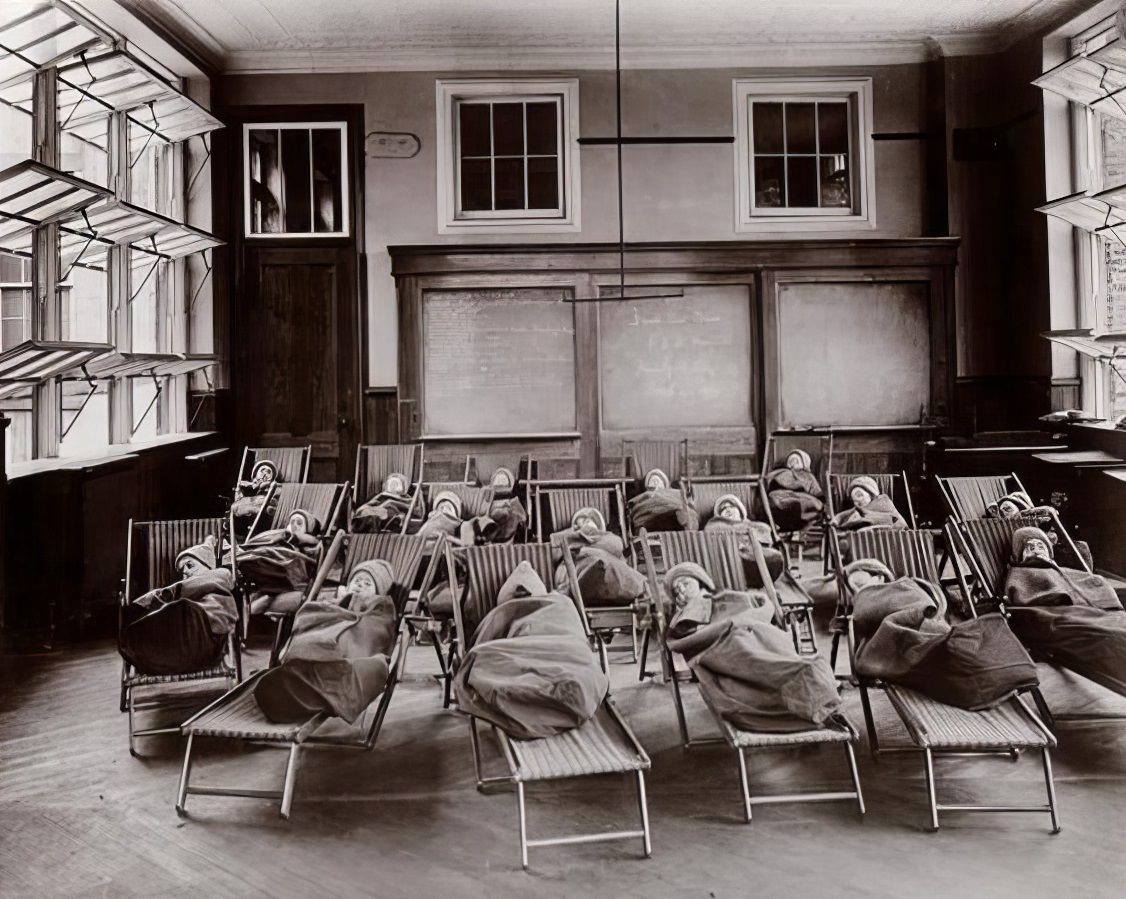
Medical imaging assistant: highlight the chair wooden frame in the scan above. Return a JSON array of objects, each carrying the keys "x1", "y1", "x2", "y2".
[
  {"x1": 120, "y1": 517, "x2": 242, "y2": 756},
  {"x1": 843, "y1": 524, "x2": 1061, "y2": 833},
  {"x1": 175, "y1": 530, "x2": 428, "y2": 820},
  {"x1": 948, "y1": 510, "x2": 1126, "y2": 724},
  {"x1": 935, "y1": 472, "x2": 1027, "y2": 523},
  {"x1": 823, "y1": 470, "x2": 916, "y2": 573},
  {"x1": 353, "y1": 443, "x2": 425, "y2": 534},
  {"x1": 464, "y1": 452, "x2": 535, "y2": 541},
  {"x1": 424, "y1": 481, "x2": 496, "y2": 519},
  {"x1": 236, "y1": 445, "x2": 311, "y2": 490},
  {"x1": 446, "y1": 541, "x2": 652, "y2": 870},
  {"x1": 637, "y1": 527, "x2": 864, "y2": 823},
  {"x1": 534, "y1": 481, "x2": 642, "y2": 663},
  {"x1": 757, "y1": 433, "x2": 833, "y2": 571}
]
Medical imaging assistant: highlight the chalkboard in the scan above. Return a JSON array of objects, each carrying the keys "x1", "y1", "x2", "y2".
[
  {"x1": 599, "y1": 286, "x2": 753, "y2": 430},
  {"x1": 777, "y1": 281, "x2": 930, "y2": 427},
  {"x1": 422, "y1": 288, "x2": 576, "y2": 435}
]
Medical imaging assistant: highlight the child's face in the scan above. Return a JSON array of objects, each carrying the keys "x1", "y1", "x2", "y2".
[
  {"x1": 671, "y1": 576, "x2": 705, "y2": 606},
  {"x1": 384, "y1": 475, "x2": 406, "y2": 496},
  {"x1": 348, "y1": 570, "x2": 378, "y2": 600},
  {"x1": 718, "y1": 501, "x2": 742, "y2": 522},
  {"x1": 436, "y1": 499, "x2": 458, "y2": 518},
  {"x1": 576, "y1": 514, "x2": 601, "y2": 537},
  {"x1": 1022, "y1": 538, "x2": 1051, "y2": 563},
  {"x1": 850, "y1": 487, "x2": 871, "y2": 508},
  {"x1": 998, "y1": 500, "x2": 1020, "y2": 519},
  {"x1": 645, "y1": 472, "x2": 668, "y2": 491},
  {"x1": 178, "y1": 557, "x2": 208, "y2": 578},
  {"x1": 492, "y1": 470, "x2": 513, "y2": 489},
  {"x1": 786, "y1": 453, "x2": 804, "y2": 471},
  {"x1": 287, "y1": 514, "x2": 307, "y2": 536},
  {"x1": 253, "y1": 464, "x2": 274, "y2": 486}
]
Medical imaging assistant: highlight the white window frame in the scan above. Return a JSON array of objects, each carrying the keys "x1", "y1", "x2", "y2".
[
  {"x1": 733, "y1": 77, "x2": 876, "y2": 233},
  {"x1": 242, "y1": 121, "x2": 350, "y2": 239},
  {"x1": 435, "y1": 78, "x2": 581, "y2": 234}
]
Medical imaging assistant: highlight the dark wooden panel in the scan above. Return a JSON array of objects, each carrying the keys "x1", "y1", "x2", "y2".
[{"x1": 363, "y1": 390, "x2": 400, "y2": 444}]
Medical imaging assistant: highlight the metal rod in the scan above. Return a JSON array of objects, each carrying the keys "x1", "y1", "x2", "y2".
[
  {"x1": 525, "y1": 830, "x2": 647, "y2": 848},
  {"x1": 935, "y1": 805, "x2": 1053, "y2": 813},
  {"x1": 579, "y1": 135, "x2": 734, "y2": 145},
  {"x1": 748, "y1": 791, "x2": 860, "y2": 805},
  {"x1": 615, "y1": 0, "x2": 624, "y2": 300}
]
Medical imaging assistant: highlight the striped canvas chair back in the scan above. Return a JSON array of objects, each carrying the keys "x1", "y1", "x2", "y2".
[
  {"x1": 355, "y1": 443, "x2": 422, "y2": 504},
  {"x1": 268, "y1": 482, "x2": 347, "y2": 535},
  {"x1": 465, "y1": 452, "x2": 534, "y2": 486},
  {"x1": 127, "y1": 517, "x2": 223, "y2": 600},
  {"x1": 540, "y1": 485, "x2": 624, "y2": 539},
  {"x1": 646, "y1": 530, "x2": 749, "y2": 593},
  {"x1": 937, "y1": 475, "x2": 1015, "y2": 522},
  {"x1": 243, "y1": 446, "x2": 310, "y2": 485},
  {"x1": 684, "y1": 479, "x2": 758, "y2": 518},
  {"x1": 849, "y1": 527, "x2": 941, "y2": 584},
  {"x1": 762, "y1": 434, "x2": 831, "y2": 479},
  {"x1": 957, "y1": 516, "x2": 1022, "y2": 597},
  {"x1": 827, "y1": 472, "x2": 913, "y2": 524},
  {"x1": 455, "y1": 542, "x2": 559, "y2": 648},
  {"x1": 341, "y1": 532, "x2": 426, "y2": 612},
  {"x1": 623, "y1": 439, "x2": 688, "y2": 483},
  {"x1": 426, "y1": 482, "x2": 495, "y2": 517}
]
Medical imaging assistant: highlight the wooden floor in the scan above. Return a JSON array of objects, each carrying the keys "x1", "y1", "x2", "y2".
[{"x1": 3, "y1": 575, "x2": 1126, "y2": 898}]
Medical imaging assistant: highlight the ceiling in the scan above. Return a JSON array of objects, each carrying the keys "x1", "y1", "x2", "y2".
[{"x1": 105, "y1": 0, "x2": 1107, "y2": 73}]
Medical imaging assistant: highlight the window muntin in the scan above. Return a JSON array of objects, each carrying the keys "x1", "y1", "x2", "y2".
[
  {"x1": 244, "y1": 123, "x2": 347, "y2": 237},
  {"x1": 1, "y1": 253, "x2": 31, "y2": 351},
  {"x1": 455, "y1": 98, "x2": 562, "y2": 217}
]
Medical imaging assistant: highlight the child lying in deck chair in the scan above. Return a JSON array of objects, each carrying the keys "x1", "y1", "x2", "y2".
[
  {"x1": 233, "y1": 509, "x2": 324, "y2": 615},
  {"x1": 1002, "y1": 527, "x2": 1126, "y2": 693},
  {"x1": 551, "y1": 507, "x2": 646, "y2": 608},
  {"x1": 253, "y1": 560, "x2": 399, "y2": 723},
  {"x1": 703, "y1": 494, "x2": 785, "y2": 586},
  {"x1": 988, "y1": 492, "x2": 1094, "y2": 571},
  {"x1": 627, "y1": 468, "x2": 699, "y2": 532},
  {"x1": 452, "y1": 561, "x2": 609, "y2": 740},
  {"x1": 351, "y1": 472, "x2": 421, "y2": 534},
  {"x1": 831, "y1": 477, "x2": 907, "y2": 532},
  {"x1": 851, "y1": 569, "x2": 1038, "y2": 710},
  {"x1": 764, "y1": 450, "x2": 823, "y2": 531},
  {"x1": 419, "y1": 489, "x2": 527, "y2": 550},
  {"x1": 663, "y1": 562, "x2": 840, "y2": 732},
  {"x1": 231, "y1": 460, "x2": 280, "y2": 535},
  {"x1": 119, "y1": 538, "x2": 239, "y2": 676}
]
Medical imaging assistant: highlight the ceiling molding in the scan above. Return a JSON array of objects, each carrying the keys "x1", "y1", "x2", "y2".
[{"x1": 222, "y1": 40, "x2": 947, "y2": 75}]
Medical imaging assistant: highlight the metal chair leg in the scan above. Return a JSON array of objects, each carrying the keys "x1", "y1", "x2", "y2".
[
  {"x1": 1042, "y1": 748, "x2": 1062, "y2": 834},
  {"x1": 637, "y1": 629, "x2": 651, "y2": 681},
  {"x1": 636, "y1": 770, "x2": 652, "y2": 858},
  {"x1": 127, "y1": 688, "x2": 137, "y2": 757},
  {"x1": 736, "y1": 747, "x2": 753, "y2": 823},
  {"x1": 858, "y1": 684, "x2": 880, "y2": 760},
  {"x1": 268, "y1": 616, "x2": 289, "y2": 667},
  {"x1": 923, "y1": 747, "x2": 939, "y2": 832},
  {"x1": 517, "y1": 781, "x2": 529, "y2": 870},
  {"x1": 175, "y1": 732, "x2": 194, "y2": 816},
  {"x1": 845, "y1": 742, "x2": 866, "y2": 815},
  {"x1": 279, "y1": 743, "x2": 300, "y2": 820}
]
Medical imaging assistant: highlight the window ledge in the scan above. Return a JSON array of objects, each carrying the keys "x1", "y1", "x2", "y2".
[{"x1": 7, "y1": 431, "x2": 217, "y2": 480}]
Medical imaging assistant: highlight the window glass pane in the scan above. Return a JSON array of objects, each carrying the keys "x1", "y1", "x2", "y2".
[
  {"x1": 60, "y1": 263, "x2": 108, "y2": 343},
  {"x1": 492, "y1": 103, "x2": 524, "y2": 156},
  {"x1": 248, "y1": 128, "x2": 282, "y2": 234},
  {"x1": 281, "y1": 129, "x2": 312, "y2": 233},
  {"x1": 131, "y1": 377, "x2": 159, "y2": 442},
  {"x1": 311, "y1": 128, "x2": 343, "y2": 233},
  {"x1": 0, "y1": 103, "x2": 32, "y2": 168},
  {"x1": 129, "y1": 250, "x2": 162, "y2": 354},
  {"x1": 460, "y1": 157, "x2": 491, "y2": 211},
  {"x1": 525, "y1": 102, "x2": 557, "y2": 155},
  {"x1": 754, "y1": 156, "x2": 785, "y2": 207},
  {"x1": 459, "y1": 103, "x2": 491, "y2": 157},
  {"x1": 58, "y1": 380, "x2": 108, "y2": 459},
  {"x1": 493, "y1": 157, "x2": 524, "y2": 210},
  {"x1": 527, "y1": 157, "x2": 559, "y2": 209},
  {"x1": 818, "y1": 102, "x2": 849, "y2": 155},
  {"x1": 0, "y1": 386, "x2": 32, "y2": 467},
  {"x1": 820, "y1": 155, "x2": 851, "y2": 208},
  {"x1": 2, "y1": 287, "x2": 30, "y2": 349},
  {"x1": 785, "y1": 103, "x2": 816, "y2": 154},
  {"x1": 752, "y1": 103, "x2": 784, "y2": 154},
  {"x1": 786, "y1": 156, "x2": 818, "y2": 207},
  {"x1": 60, "y1": 126, "x2": 109, "y2": 186},
  {"x1": 129, "y1": 123, "x2": 174, "y2": 215}
]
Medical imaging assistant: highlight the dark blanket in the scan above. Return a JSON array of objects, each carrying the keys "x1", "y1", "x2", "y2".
[
  {"x1": 701, "y1": 519, "x2": 785, "y2": 586},
  {"x1": 351, "y1": 491, "x2": 419, "y2": 534},
  {"x1": 553, "y1": 533, "x2": 646, "y2": 608},
  {"x1": 853, "y1": 577, "x2": 1038, "y2": 710},
  {"x1": 254, "y1": 594, "x2": 398, "y2": 723},
  {"x1": 830, "y1": 494, "x2": 907, "y2": 531},
  {"x1": 231, "y1": 490, "x2": 274, "y2": 537},
  {"x1": 120, "y1": 570, "x2": 238, "y2": 676},
  {"x1": 667, "y1": 591, "x2": 840, "y2": 732},
  {"x1": 765, "y1": 468, "x2": 824, "y2": 531},
  {"x1": 1004, "y1": 560, "x2": 1126, "y2": 692},
  {"x1": 453, "y1": 593, "x2": 609, "y2": 740},
  {"x1": 486, "y1": 497, "x2": 528, "y2": 543},
  {"x1": 627, "y1": 488, "x2": 699, "y2": 532}
]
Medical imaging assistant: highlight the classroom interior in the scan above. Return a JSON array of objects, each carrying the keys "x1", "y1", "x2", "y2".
[{"x1": 3, "y1": 0, "x2": 1126, "y2": 896}]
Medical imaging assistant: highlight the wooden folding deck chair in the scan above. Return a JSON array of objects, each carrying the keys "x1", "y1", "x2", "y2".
[
  {"x1": 638, "y1": 528, "x2": 864, "y2": 823},
  {"x1": 935, "y1": 472, "x2": 1027, "y2": 523},
  {"x1": 758, "y1": 433, "x2": 832, "y2": 571},
  {"x1": 176, "y1": 531, "x2": 427, "y2": 819},
  {"x1": 236, "y1": 445, "x2": 311, "y2": 488},
  {"x1": 446, "y1": 541, "x2": 652, "y2": 870},
  {"x1": 681, "y1": 478, "x2": 759, "y2": 524},
  {"x1": 425, "y1": 481, "x2": 496, "y2": 518},
  {"x1": 823, "y1": 470, "x2": 916, "y2": 573},
  {"x1": 622, "y1": 438, "x2": 689, "y2": 486},
  {"x1": 466, "y1": 452, "x2": 535, "y2": 538},
  {"x1": 844, "y1": 525, "x2": 1061, "y2": 833},
  {"x1": 533, "y1": 481, "x2": 643, "y2": 663},
  {"x1": 948, "y1": 511, "x2": 1126, "y2": 724},
  {"x1": 120, "y1": 517, "x2": 242, "y2": 756},
  {"x1": 353, "y1": 443, "x2": 425, "y2": 531}
]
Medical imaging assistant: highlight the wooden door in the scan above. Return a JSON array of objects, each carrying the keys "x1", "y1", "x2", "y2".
[{"x1": 235, "y1": 246, "x2": 358, "y2": 481}]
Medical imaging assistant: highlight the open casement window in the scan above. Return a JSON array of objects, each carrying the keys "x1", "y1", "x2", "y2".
[
  {"x1": 734, "y1": 78, "x2": 875, "y2": 232},
  {"x1": 1, "y1": 253, "x2": 32, "y2": 351},
  {"x1": 0, "y1": 100, "x2": 32, "y2": 170},
  {"x1": 244, "y1": 123, "x2": 348, "y2": 237},
  {"x1": 58, "y1": 375, "x2": 108, "y2": 458},
  {"x1": 0, "y1": 4, "x2": 105, "y2": 85},
  {"x1": 435, "y1": 79, "x2": 581, "y2": 233}
]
